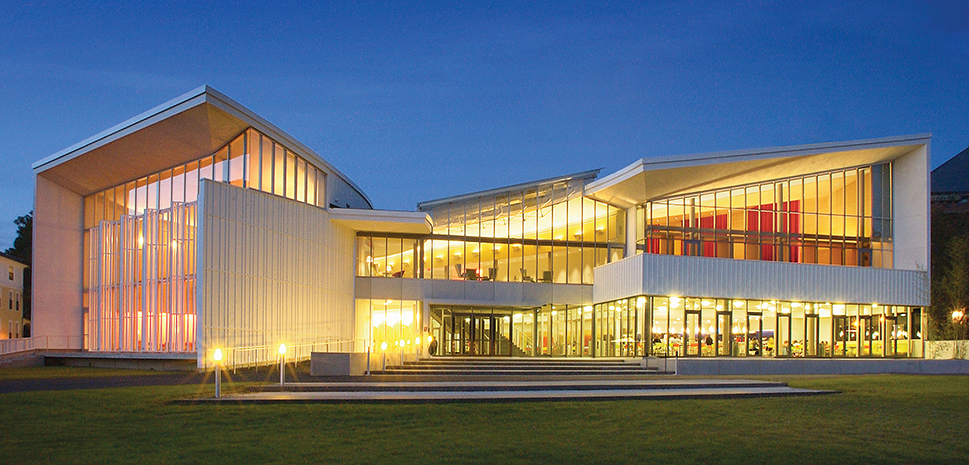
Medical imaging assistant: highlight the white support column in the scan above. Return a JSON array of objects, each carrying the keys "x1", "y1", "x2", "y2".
[{"x1": 625, "y1": 206, "x2": 638, "y2": 258}]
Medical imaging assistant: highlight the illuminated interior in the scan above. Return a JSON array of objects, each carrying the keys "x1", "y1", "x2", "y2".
[
  {"x1": 636, "y1": 296, "x2": 920, "y2": 358},
  {"x1": 356, "y1": 172, "x2": 626, "y2": 283},
  {"x1": 83, "y1": 128, "x2": 326, "y2": 352},
  {"x1": 638, "y1": 164, "x2": 893, "y2": 266},
  {"x1": 356, "y1": 299, "x2": 422, "y2": 358}
]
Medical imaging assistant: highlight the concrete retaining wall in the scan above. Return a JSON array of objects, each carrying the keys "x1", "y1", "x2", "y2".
[
  {"x1": 925, "y1": 340, "x2": 969, "y2": 360},
  {"x1": 310, "y1": 352, "x2": 370, "y2": 376}
]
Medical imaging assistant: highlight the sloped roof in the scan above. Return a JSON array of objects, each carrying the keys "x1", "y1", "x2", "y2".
[
  {"x1": 932, "y1": 145, "x2": 969, "y2": 194},
  {"x1": 33, "y1": 86, "x2": 372, "y2": 207},
  {"x1": 586, "y1": 134, "x2": 930, "y2": 208}
]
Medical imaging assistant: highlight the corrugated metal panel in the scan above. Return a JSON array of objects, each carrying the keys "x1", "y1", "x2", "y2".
[
  {"x1": 196, "y1": 180, "x2": 357, "y2": 368},
  {"x1": 594, "y1": 254, "x2": 927, "y2": 306}
]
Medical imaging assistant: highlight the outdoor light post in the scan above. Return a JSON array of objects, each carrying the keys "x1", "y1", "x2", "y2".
[
  {"x1": 278, "y1": 343, "x2": 287, "y2": 385},
  {"x1": 213, "y1": 348, "x2": 223, "y2": 398}
]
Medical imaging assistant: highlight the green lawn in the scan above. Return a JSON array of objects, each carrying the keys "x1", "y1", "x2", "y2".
[
  {"x1": 0, "y1": 366, "x2": 170, "y2": 380},
  {"x1": 1, "y1": 371, "x2": 966, "y2": 464}
]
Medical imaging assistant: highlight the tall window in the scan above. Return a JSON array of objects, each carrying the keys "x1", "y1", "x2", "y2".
[
  {"x1": 356, "y1": 174, "x2": 626, "y2": 284},
  {"x1": 638, "y1": 164, "x2": 893, "y2": 268},
  {"x1": 82, "y1": 128, "x2": 327, "y2": 352}
]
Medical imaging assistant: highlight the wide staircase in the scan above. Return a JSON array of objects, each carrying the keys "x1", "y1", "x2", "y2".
[
  {"x1": 243, "y1": 357, "x2": 828, "y2": 402},
  {"x1": 376, "y1": 357, "x2": 663, "y2": 377}
]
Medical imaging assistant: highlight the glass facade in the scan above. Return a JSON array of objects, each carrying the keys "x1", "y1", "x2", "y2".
[
  {"x1": 355, "y1": 299, "x2": 422, "y2": 361},
  {"x1": 356, "y1": 166, "x2": 912, "y2": 359},
  {"x1": 638, "y1": 164, "x2": 893, "y2": 267},
  {"x1": 419, "y1": 298, "x2": 921, "y2": 358},
  {"x1": 428, "y1": 304, "x2": 596, "y2": 357},
  {"x1": 638, "y1": 296, "x2": 920, "y2": 358},
  {"x1": 83, "y1": 128, "x2": 326, "y2": 352},
  {"x1": 356, "y1": 174, "x2": 626, "y2": 283}
]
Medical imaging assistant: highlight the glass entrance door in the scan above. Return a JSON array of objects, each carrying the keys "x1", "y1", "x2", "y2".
[
  {"x1": 747, "y1": 313, "x2": 763, "y2": 356},
  {"x1": 685, "y1": 311, "x2": 701, "y2": 356},
  {"x1": 859, "y1": 316, "x2": 874, "y2": 357},
  {"x1": 891, "y1": 312, "x2": 908, "y2": 357},
  {"x1": 717, "y1": 311, "x2": 733, "y2": 356},
  {"x1": 804, "y1": 314, "x2": 819, "y2": 357},
  {"x1": 833, "y1": 316, "x2": 849, "y2": 357},
  {"x1": 431, "y1": 306, "x2": 516, "y2": 356},
  {"x1": 777, "y1": 313, "x2": 792, "y2": 357}
]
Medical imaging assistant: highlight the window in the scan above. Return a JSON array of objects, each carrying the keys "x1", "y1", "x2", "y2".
[
  {"x1": 7, "y1": 266, "x2": 12, "y2": 280},
  {"x1": 7, "y1": 291, "x2": 11, "y2": 310},
  {"x1": 639, "y1": 164, "x2": 893, "y2": 268},
  {"x1": 15, "y1": 292, "x2": 19, "y2": 311}
]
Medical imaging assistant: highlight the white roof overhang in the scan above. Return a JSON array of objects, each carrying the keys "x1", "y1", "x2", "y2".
[
  {"x1": 32, "y1": 85, "x2": 372, "y2": 206},
  {"x1": 586, "y1": 134, "x2": 931, "y2": 209},
  {"x1": 330, "y1": 209, "x2": 433, "y2": 235}
]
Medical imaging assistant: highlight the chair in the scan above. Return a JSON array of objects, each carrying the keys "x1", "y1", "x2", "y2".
[
  {"x1": 488, "y1": 268, "x2": 497, "y2": 281},
  {"x1": 541, "y1": 271, "x2": 553, "y2": 283},
  {"x1": 520, "y1": 268, "x2": 534, "y2": 282},
  {"x1": 465, "y1": 268, "x2": 478, "y2": 280}
]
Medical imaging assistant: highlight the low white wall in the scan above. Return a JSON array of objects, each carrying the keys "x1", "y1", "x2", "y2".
[
  {"x1": 355, "y1": 277, "x2": 594, "y2": 308},
  {"x1": 925, "y1": 340, "x2": 969, "y2": 360}
]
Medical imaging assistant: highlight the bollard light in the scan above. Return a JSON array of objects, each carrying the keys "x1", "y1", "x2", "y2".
[
  {"x1": 278, "y1": 343, "x2": 287, "y2": 385},
  {"x1": 213, "y1": 348, "x2": 223, "y2": 398}
]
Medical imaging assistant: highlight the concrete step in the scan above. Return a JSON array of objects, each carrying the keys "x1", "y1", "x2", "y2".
[
  {"x1": 255, "y1": 378, "x2": 786, "y2": 393},
  {"x1": 221, "y1": 385, "x2": 832, "y2": 403},
  {"x1": 401, "y1": 360, "x2": 642, "y2": 367},
  {"x1": 377, "y1": 368, "x2": 655, "y2": 376},
  {"x1": 376, "y1": 358, "x2": 655, "y2": 376}
]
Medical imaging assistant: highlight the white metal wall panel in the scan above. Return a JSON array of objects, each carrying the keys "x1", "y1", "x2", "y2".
[
  {"x1": 355, "y1": 277, "x2": 593, "y2": 308},
  {"x1": 892, "y1": 144, "x2": 930, "y2": 273},
  {"x1": 594, "y1": 253, "x2": 928, "y2": 306},
  {"x1": 196, "y1": 180, "x2": 356, "y2": 368}
]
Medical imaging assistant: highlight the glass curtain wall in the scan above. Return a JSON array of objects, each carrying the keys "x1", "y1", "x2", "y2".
[
  {"x1": 357, "y1": 174, "x2": 626, "y2": 283},
  {"x1": 84, "y1": 128, "x2": 327, "y2": 352},
  {"x1": 638, "y1": 164, "x2": 893, "y2": 267},
  {"x1": 619, "y1": 295, "x2": 919, "y2": 358},
  {"x1": 427, "y1": 304, "x2": 595, "y2": 357},
  {"x1": 356, "y1": 299, "x2": 422, "y2": 360}
]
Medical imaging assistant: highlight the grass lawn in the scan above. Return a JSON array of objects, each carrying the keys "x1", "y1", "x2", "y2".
[
  {"x1": 0, "y1": 366, "x2": 170, "y2": 380},
  {"x1": 0, "y1": 371, "x2": 966, "y2": 464}
]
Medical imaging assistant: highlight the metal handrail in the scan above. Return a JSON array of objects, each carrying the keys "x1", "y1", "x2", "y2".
[
  {"x1": 0, "y1": 335, "x2": 86, "y2": 356},
  {"x1": 202, "y1": 338, "x2": 372, "y2": 370}
]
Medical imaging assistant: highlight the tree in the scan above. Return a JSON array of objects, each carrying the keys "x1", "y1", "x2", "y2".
[
  {"x1": 930, "y1": 206, "x2": 969, "y2": 340},
  {"x1": 4, "y1": 212, "x2": 31, "y2": 336}
]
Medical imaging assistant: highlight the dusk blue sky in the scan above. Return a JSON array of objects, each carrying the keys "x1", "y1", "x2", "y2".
[{"x1": 1, "y1": 1, "x2": 967, "y2": 249}]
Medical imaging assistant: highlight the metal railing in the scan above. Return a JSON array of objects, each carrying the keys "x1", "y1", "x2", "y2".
[
  {"x1": 201, "y1": 339, "x2": 368, "y2": 370},
  {"x1": 0, "y1": 336, "x2": 85, "y2": 356}
]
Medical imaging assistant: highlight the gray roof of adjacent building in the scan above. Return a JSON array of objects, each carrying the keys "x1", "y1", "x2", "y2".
[{"x1": 932, "y1": 145, "x2": 969, "y2": 194}]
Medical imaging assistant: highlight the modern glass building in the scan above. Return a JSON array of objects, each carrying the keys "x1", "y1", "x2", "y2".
[{"x1": 31, "y1": 87, "x2": 930, "y2": 368}]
